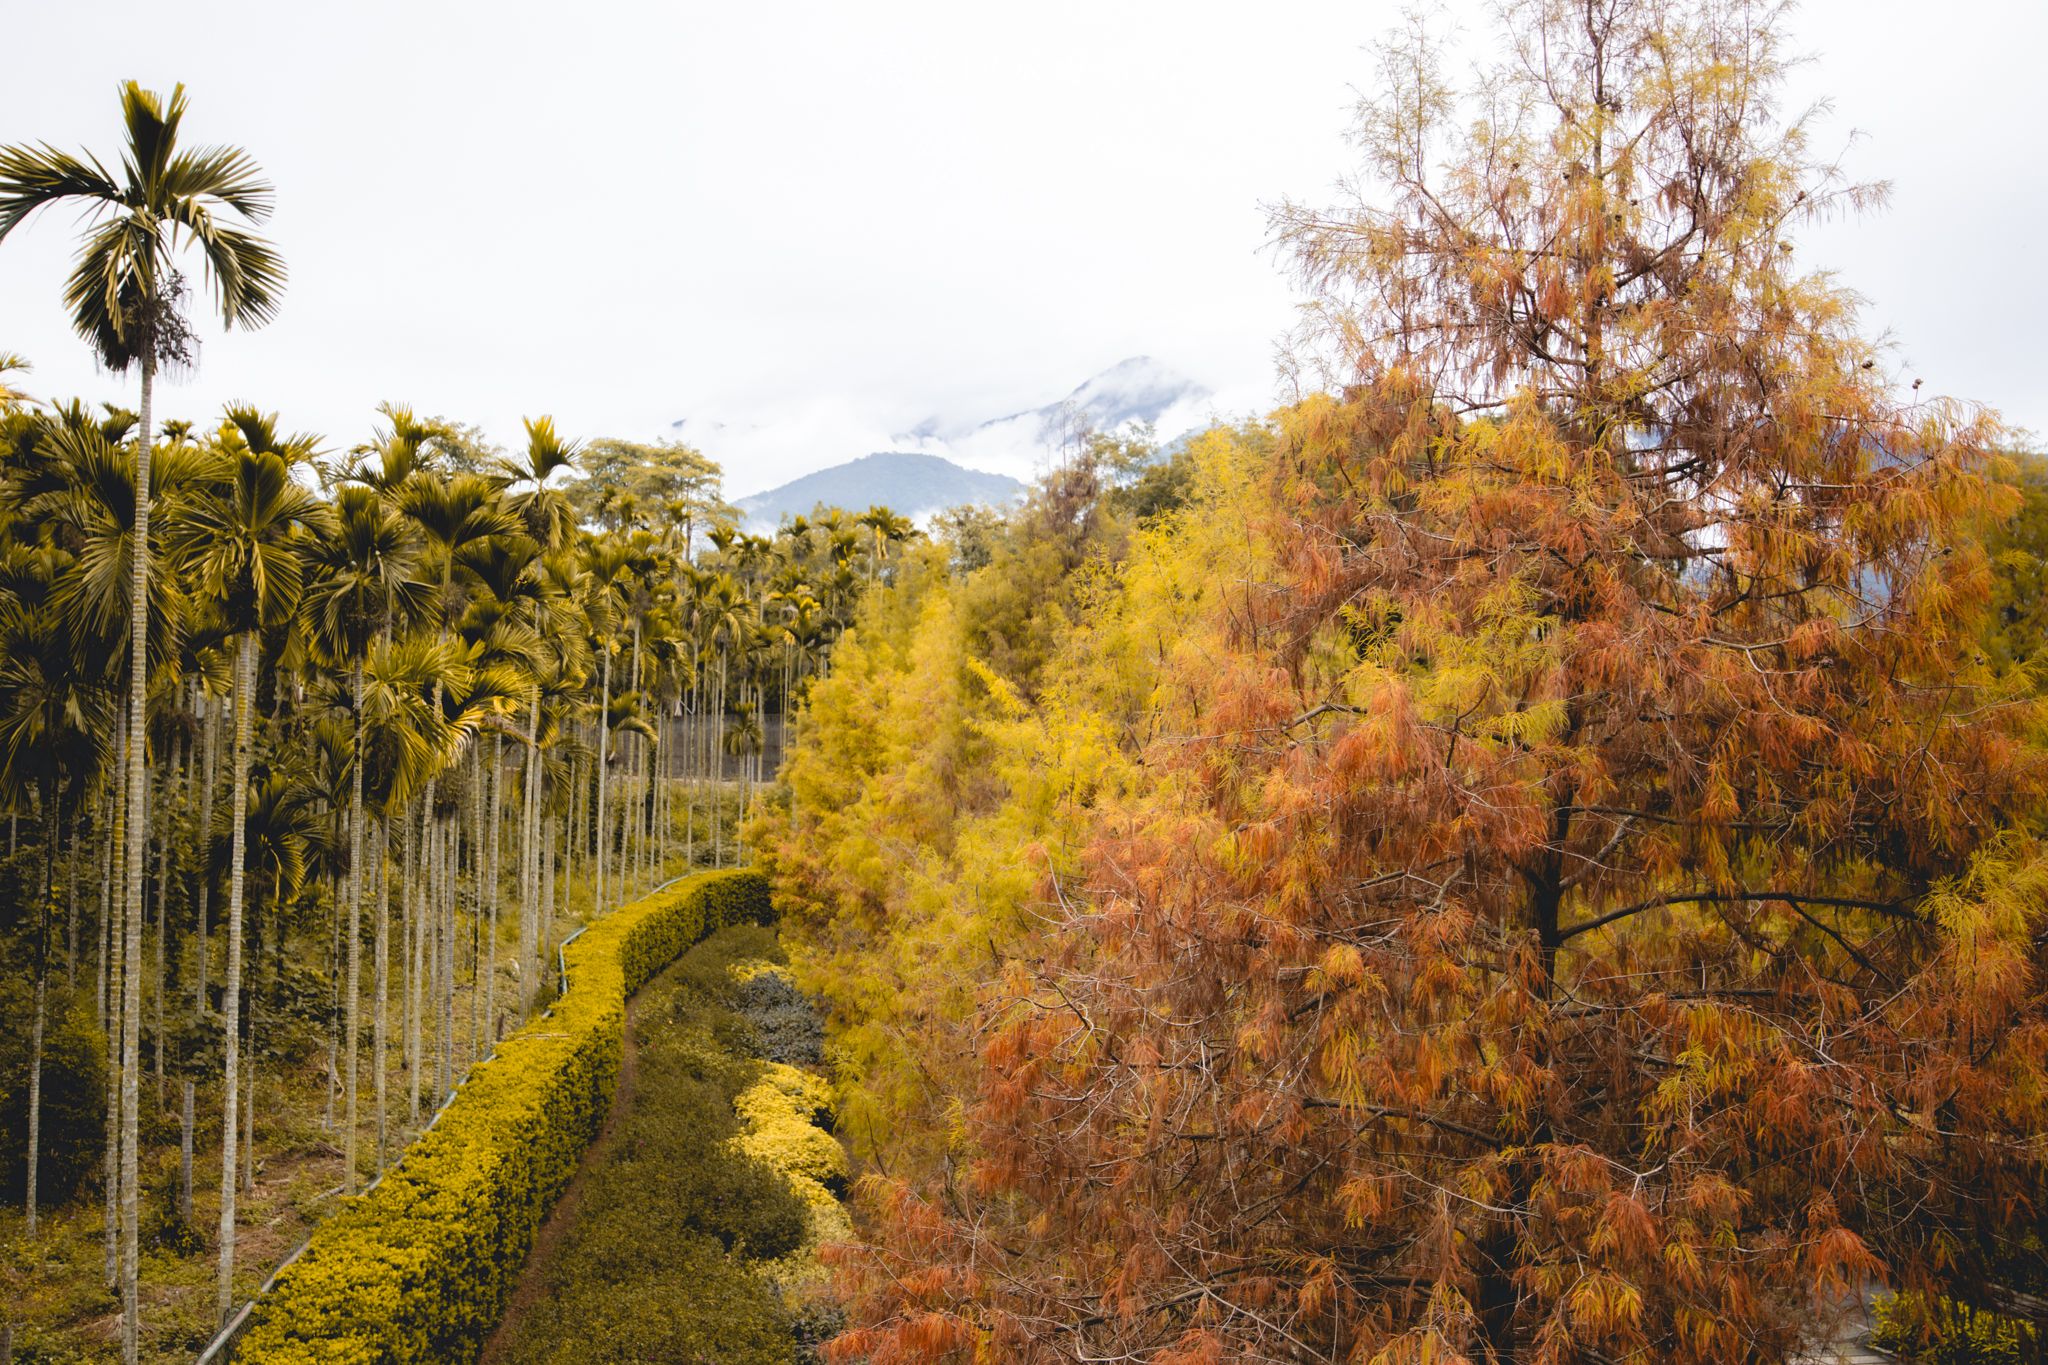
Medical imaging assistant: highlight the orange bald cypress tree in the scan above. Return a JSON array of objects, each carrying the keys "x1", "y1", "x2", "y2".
[{"x1": 826, "y1": 2, "x2": 2048, "y2": 1362}]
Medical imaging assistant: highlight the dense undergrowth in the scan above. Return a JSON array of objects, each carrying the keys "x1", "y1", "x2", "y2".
[{"x1": 495, "y1": 923, "x2": 845, "y2": 1365}]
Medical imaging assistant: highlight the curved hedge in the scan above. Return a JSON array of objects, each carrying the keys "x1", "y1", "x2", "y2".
[{"x1": 232, "y1": 869, "x2": 773, "y2": 1364}]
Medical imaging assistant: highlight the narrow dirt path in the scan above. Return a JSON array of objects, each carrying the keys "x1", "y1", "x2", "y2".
[{"x1": 476, "y1": 994, "x2": 644, "y2": 1365}]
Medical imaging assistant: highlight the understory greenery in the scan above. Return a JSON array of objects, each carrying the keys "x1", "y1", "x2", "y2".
[
  {"x1": 0, "y1": 968, "x2": 105, "y2": 1205},
  {"x1": 233, "y1": 869, "x2": 769, "y2": 1364},
  {"x1": 497, "y1": 923, "x2": 846, "y2": 1365}
]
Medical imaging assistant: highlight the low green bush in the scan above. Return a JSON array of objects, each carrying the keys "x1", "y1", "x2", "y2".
[
  {"x1": 233, "y1": 869, "x2": 770, "y2": 1364},
  {"x1": 733, "y1": 965, "x2": 825, "y2": 1065}
]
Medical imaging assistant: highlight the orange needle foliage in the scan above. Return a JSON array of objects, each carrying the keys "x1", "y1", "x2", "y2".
[{"x1": 817, "y1": 2, "x2": 2048, "y2": 1361}]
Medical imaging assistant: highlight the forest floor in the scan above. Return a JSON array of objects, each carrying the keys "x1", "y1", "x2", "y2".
[{"x1": 0, "y1": 848, "x2": 731, "y2": 1364}]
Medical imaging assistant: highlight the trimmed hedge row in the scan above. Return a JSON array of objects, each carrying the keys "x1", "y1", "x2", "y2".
[{"x1": 232, "y1": 869, "x2": 773, "y2": 1364}]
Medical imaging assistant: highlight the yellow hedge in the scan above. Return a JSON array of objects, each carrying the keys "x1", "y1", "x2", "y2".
[{"x1": 233, "y1": 869, "x2": 772, "y2": 1364}]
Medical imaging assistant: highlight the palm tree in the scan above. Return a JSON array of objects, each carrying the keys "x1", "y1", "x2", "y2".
[
  {"x1": 494, "y1": 417, "x2": 583, "y2": 1008},
  {"x1": 455, "y1": 536, "x2": 545, "y2": 1039},
  {"x1": 532, "y1": 551, "x2": 590, "y2": 982},
  {"x1": 394, "y1": 473, "x2": 516, "y2": 1094},
  {"x1": 0, "y1": 86, "x2": 283, "y2": 1362},
  {"x1": 498, "y1": 416, "x2": 581, "y2": 550},
  {"x1": 173, "y1": 428, "x2": 327, "y2": 1323},
  {"x1": 578, "y1": 539, "x2": 637, "y2": 910},
  {"x1": 300, "y1": 485, "x2": 428, "y2": 1191},
  {"x1": 697, "y1": 571, "x2": 749, "y2": 866},
  {"x1": 856, "y1": 505, "x2": 914, "y2": 587},
  {"x1": 357, "y1": 633, "x2": 471, "y2": 1128}
]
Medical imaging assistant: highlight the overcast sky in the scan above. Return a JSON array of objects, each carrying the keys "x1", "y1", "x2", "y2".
[{"x1": 2, "y1": 0, "x2": 2042, "y2": 497}]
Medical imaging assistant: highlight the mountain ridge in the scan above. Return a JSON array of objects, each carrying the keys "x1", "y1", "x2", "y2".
[{"x1": 735, "y1": 452, "x2": 1024, "y2": 532}]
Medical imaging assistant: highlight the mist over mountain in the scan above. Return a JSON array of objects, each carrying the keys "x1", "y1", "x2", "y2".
[
  {"x1": 671, "y1": 356, "x2": 1226, "y2": 502},
  {"x1": 735, "y1": 453, "x2": 1024, "y2": 533},
  {"x1": 907, "y1": 355, "x2": 1211, "y2": 451}
]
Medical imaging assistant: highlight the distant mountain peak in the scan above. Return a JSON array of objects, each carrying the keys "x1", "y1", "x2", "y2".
[{"x1": 735, "y1": 452, "x2": 1023, "y2": 533}]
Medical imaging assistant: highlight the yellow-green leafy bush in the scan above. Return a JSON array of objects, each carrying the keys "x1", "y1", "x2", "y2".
[
  {"x1": 732, "y1": 1061, "x2": 844, "y2": 1205},
  {"x1": 233, "y1": 869, "x2": 771, "y2": 1364},
  {"x1": 1873, "y1": 1293, "x2": 2037, "y2": 1365}
]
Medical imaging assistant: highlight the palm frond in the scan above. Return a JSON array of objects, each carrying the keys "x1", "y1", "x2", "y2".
[
  {"x1": 0, "y1": 143, "x2": 121, "y2": 241},
  {"x1": 163, "y1": 143, "x2": 274, "y2": 221},
  {"x1": 189, "y1": 220, "x2": 286, "y2": 330}
]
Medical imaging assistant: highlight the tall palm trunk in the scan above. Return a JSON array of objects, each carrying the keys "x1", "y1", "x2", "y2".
[
  {"x1": 195, "y1": 687, "x2": 217, "y2": 1011},
  {"x1": 67, "y1": 804, "x2": 81, "y2": 987},
  {"x1": 685, "y1": 674, "x2": 696, "y2": 868},
  {"x1": 216, "y1": 630, "x2": 256, "y2": 1324},
  {"x1": 595, "y1": 644, "x2": 611, "y2": 913},
  {"x1": 560, "y1": 760, "x2": 576, "y2": 959},
  {"x1": 101, "y1": 722, "x2": 123, "y2": 1291},
  {"x1": 119, "y1": 352, "x2": 154, "y2": 1365},
  {"x1": 468, "y1": 752, "x2": 484, "y2": 1055},
  {"x1": 541, "y1": 817, "x2": 556, "y2": 984},
  {"x1": 428, "y1": 801, "x2": 444, "y2": 1101},
  {"x1": 518, "y1": 699, "x2": 532, "y2": 1005},
  {"x1": 629, "y1": 621, "x2": 643, "y2": 896},
  {"x1": 485, "y1": 733, "x2": 502, "y2": 1040},
  {"x1": 714, "y1": 652, "x2": 728, "y2": 868},
  {"x1": 26, "y1": 784, "x2": 56, "y2": 1237},
  {"x1": 344, "y1": 659, "x2": 365, "y2": 1192},
  {"x1": 407, "y1": 798, "x2": 424, "y2": 1122},
  {"x1": 439, "y1": 807, "x2": 455, "y2": 1099},
  {"x1": 374, "y1": 814, "x2": 391, "y2": 1167}
]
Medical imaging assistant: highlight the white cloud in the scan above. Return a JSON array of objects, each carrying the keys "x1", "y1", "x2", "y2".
[{"x1": 0, "y1": 0, "x2": 2040, "y2": 485}]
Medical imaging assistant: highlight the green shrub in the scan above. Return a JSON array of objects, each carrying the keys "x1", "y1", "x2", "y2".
[
  {"x1": 507, "y1": 1238, "x2": 795, "y2": 1365},
  {"x1": 143, "y1": 1173, "x2": 207, "y2": 1255},
  {"x1": 234, "y1": 869, "x2": 770, "y2": 1365},
  {"x1": 733, "y1": 966, "x2": 825, "y2": 1066},
  {"x1": 1873, "y1": 1293, "x2": 2038, "y2": 1365},
  {"x1": 0, "y1": 974, "x2": 107, "y2": 1205}
]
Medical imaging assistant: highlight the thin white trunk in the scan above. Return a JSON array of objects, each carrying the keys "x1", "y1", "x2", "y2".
[
  {"x1": 179, "y1": 1078, "x2": 194, "y2": 1222},
  {"x1": 102, "y1": 720, "x2": 122, "y2": 1291},
  {"x1": 344, "y1": 659, "x2": 365, "y2": 1192},
  {"x1": 486, "y1": 734, "x2": 502, "y2": 1041},
  {"x1": 407, "y1": 804, "x2": 423, "y2": 1123},
  {"x1": 595, "y1": 647, "x2": 611, "y2": 913},
  {"x1": 520, "y1": 687, "x2": 540, "y2": 1013},
  {"x1": 195, "y1": 688, "x2": 216, "y2": 1011},
  {"x1": 120, "y1": 353, "x2": 154, "y2": 1365},
  {"x1": 439, "y1": 811, "x2": 455, "y2": 1099},
  {"x1": 541, "y1": 817, "x2": 556, "y2": 991},
  {"x1": 216, "y1": 631, "x2": 256, "y2": 1324},
  {"x1": 26, "y1": 966, "x2": 45, "y2": 1236},
  {"x1": 374, "y1": 814, "x2": 390, "y2": 1167}
]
